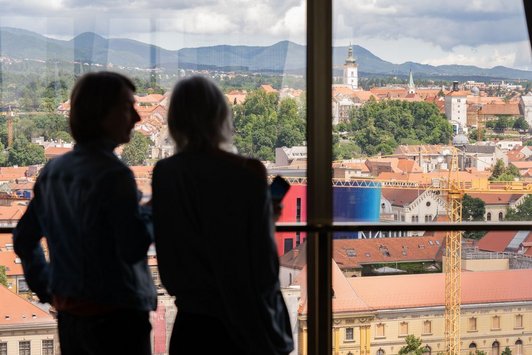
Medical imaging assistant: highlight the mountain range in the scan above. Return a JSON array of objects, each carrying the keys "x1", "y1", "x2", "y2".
[{"x1": 1, "y1": 27, "x2": 531, "y2": 80}]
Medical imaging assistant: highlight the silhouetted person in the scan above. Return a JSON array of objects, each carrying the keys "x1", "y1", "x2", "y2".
[
  {"x1": 152, "y1": 76, "x2": 294, "y2": 355},
  {"x1": 13, "y1": 72, "x2": 156, "y2": 355}
]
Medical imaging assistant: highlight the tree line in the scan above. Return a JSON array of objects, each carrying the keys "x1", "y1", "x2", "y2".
[{"x1": 336, "y1": 99, "x2": 453, "y2": 157}]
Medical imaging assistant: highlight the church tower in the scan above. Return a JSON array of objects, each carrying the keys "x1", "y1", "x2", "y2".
[
  {"x1": 343, "y1": 44, "x2": 358, "y2": 89},
  {"x1": 408, "y1": 69, "x2": 416, "y2": 94}
]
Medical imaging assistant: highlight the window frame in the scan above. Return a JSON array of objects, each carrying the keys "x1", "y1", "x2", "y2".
[{"x1": 18, "y1": 341, "x2": 30, "y2": 355}]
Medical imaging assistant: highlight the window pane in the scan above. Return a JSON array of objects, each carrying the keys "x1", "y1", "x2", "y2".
[
  {"x1": 2, "y1": 2, "x2": 306, "y2": 354},
  {"x1": 332, "y1": 1, "x2": 531, "y2": 355}
]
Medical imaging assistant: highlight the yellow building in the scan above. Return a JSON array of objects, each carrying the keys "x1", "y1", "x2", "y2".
[{"x1": 297, "y1": 263, "x2": 532, "y2": 355}]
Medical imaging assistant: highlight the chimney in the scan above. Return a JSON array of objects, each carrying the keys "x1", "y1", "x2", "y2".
[{"x1": 452, "y1": 81, "x2": 459, "y2": 92}]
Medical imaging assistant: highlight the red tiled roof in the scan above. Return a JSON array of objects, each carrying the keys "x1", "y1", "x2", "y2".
[
  {"x1": 511, "y1": 161, "x2": 532, "y2": 169},
  {"x1": 333, "y1": 162, "x2": 370, "y2": 172},
  {"x1": 0, "y1": 250, "x2": 23, "y2": 276},
  {"x1": 296, "y1": 261, "x2": 371, "y2": 314},
  {"x1": 446, "y1": 90, "x2": 469, "y2": 97},
  {"x1": 281, "y1": 235, "x2": 444, "y2": 270},
  {"x1": 479, "y1": 103, "x2": 520, "y2": 116},
  {"x1": 477, "y1": 231, "x2": 532, "y2": 253},
  {"x1": 333, "y1": 236, "x2": 444, "y2": 268},
  {"x1": 0, "y1": 205, "x2": 27, "y2": 221},
  {"x1": 347, "y1": 269, "x2": 532, "y2": 311},
  {"x1": 397, "y1": 159, "x2": 422, "y2": 173},
  {"x1": 298, "y1": 266, "x2": 532, "y2": 314},
  {"x1": 381, "y1": 188, "x2": 425, "y2": 206},
  {"x1": 260, "y1": 85, "x2": 278, "y2": 94},
  {"x1": 0, "y1": 233, "x2": 12, "y2": 249},
  {"x1": 44, "y1": 146, "x2": 72, "y2": 158},
  {"x1": 0, "y1": 285, "x2": 54, "y2": 325},
  {"x1": 468, "y1": 193, "x2": 524, "y2": 205}
]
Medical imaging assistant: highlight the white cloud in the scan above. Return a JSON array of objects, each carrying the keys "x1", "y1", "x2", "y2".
[{"x1": 0, "y1": 0, "x2": 530, "y2": 69}]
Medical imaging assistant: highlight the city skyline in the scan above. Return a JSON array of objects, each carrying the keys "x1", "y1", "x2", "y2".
[{"x1": 0, "y1": 0, "x2": 530, "y2": 70}]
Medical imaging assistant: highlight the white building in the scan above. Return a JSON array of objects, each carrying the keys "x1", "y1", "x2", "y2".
[
  {"x1": 519, "y1": 93, "x2": 532, "y2": 127},
  {"x1": 445, "y1": 82, "x2": 468, "y2": 132},
  {"x1": 343, "y1": 45, "x2": 358, "y2": 90}
]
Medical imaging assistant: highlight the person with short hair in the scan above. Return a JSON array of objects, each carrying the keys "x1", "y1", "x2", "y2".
[
  {"x1": 152, "y1": 76, "x2": 294, "y2": 355},
  {"x1": 13, "y1": 71, "x2": 156, "y2": 355}
]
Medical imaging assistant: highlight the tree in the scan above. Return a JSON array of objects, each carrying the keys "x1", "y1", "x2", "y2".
[
  {"x1": 121, "y1": 132, "x2": 151, "y2": 166},
  {"x1": 491, "y1": 159, "x2": 520, "y2": 181},
  {"x1": 501, "y1": 346, "x2": 512, "y2": 355},
  {"x1": 7, "y1": 136, "x2": 46, "y2": 166},
  {"x1": 513, "y1": 117, "x2": 529, "y2": 131},
  {"x1": 462, "y1": 194, "x2": 486, "y2": 239},
  {"x1": 505, "y1": 195, "x2": 532, "y2": 221},
  {"x1": 490, "y1": 159, "x2": 506, "y2": 180},
  {"x1": 333, "y1": 141, "x2": 362, "y2": 160},
  {"x1": 398, "y1": 335, "x2": 424, "y2": 355},
  {"x1": 0, "y1": 265, "x2": 7, "y2": 287}
]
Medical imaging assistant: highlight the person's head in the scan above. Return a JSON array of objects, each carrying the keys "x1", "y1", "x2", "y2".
[
  {"x1": 167, "y1": 76, "x2": 232, "y2": 152},
  {"x1": 69, "y1": 71, "x2": 140, "y2": 145}
]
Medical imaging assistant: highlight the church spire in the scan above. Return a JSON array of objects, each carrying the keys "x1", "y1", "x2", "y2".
[
  {"x1": 408, "y1": 69, "x2": 416, "y2": 94},
  {"x1": 345, "y1": 43, "x2": 356, "y2": 65}
]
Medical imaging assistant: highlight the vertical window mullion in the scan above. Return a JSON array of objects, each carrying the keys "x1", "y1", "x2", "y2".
[{"x1": 306, "y1": 0, "x2": 333, "y2": 354}]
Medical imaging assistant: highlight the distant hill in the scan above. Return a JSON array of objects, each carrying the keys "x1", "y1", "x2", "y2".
[{"x1": 1, "y1": 27, "x2": 531, "y2": 80}]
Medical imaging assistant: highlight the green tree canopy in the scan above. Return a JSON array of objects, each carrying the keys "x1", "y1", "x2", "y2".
[
  {"x1": 0, "y1": 265, "x2": 7, "y2": 287},
  {"x1": 462, "y1": 194, "x2": 486, "y2": 221},
  {"x1": 513, "y1": 117, "x2": 529, "y2": 131},
  {"x1": 346, "y1": 100, "x2": 452, "y2": 156},
  {"x1": 7, "y1": 136, "x2": 46, "y2": 166},
  {"x1": 232, "y1": 89, "x2": 305, "y2": 161},
  {"x1": 462, "y1": 194, "x2": 486, "y2": 239},
  {"x1": 505, "y1": 195, "x2": 532, "y2": 221},
  {"x1": 121, "y1": 132, "x2": 152, "y2": 166},
  {"x1": 398, "y1": 335, "x2": 424, "y2": 355}
]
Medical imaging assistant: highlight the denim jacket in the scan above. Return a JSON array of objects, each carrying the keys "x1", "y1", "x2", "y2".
[{"x1": 13, "y1": 140, "x2": 156, "y2": 311}]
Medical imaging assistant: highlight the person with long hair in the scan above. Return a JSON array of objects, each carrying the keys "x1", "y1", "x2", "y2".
[{"x1": 152, "y1": 76, "x2": 293, "y2": 355}]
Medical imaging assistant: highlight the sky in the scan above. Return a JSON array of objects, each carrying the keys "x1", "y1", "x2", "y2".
[{"x1": 0, "y1": 0, "x2": 531, "y2": 70}]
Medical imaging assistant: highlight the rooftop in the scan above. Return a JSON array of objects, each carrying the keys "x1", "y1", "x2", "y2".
[
  {"x1": 297, "y1": 265, "x2": 532, "y2": 314},
  {"x1": 0, "y1": 285, "x2": 54, "y2": 325}
]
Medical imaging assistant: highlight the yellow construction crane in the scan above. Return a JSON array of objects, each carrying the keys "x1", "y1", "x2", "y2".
[{"x1": 273, "y1": 160, "x2": 532, "y2": 355}]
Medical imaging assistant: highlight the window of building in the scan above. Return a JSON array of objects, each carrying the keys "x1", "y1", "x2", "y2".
[
  {"x1": 0, "y1": 342, "x2": 6, "y2": 355},
  {"x1": 423, "y1": 320, "x2": 432, "y2": 334},
  {"x1": 345, "y1": 327, "x2": 354, "y2": 341},
  {"x1": 283, "y1": 238, "x2": 293, "y2": 254},
  {"x1": 515, "y1": 314, "x2": 523, "y2": 328},
  {"x1": 422, "y1": 346, "x2": 431, "y2": 355},
  {"x1": 296, "y1": 232, "x2": 301, "y2": 246},
  {"x1": 17, "y1": 279, "x2": 29, "y2": 293},
  {"x1": 42, "y1": 340, "x2": 54, "y2": 355},
  {"x1": 375, "y1": 323, "x2": 385, "y2": 338},
  {"x1": 487, "y1": 212, "x2": 492, "y2": 221},
  {"x1": 18, "y1": 341, "x2": 30, "y2": 355},
  {"x1": 296, "y1": 198, "x2": 302, "y2": 222},
  {"x1": 469, "y1": 343, "x2": 478, "y2": 351},
  {"x1": 468, "y1": 317, "x2": 477, "y2": 331},
  {"x1": 515, "y1": 340, "x2": 523, "y2": 355},
  {"x1": 377, "y1": 349, "x2": 385, "y2": 355},
  {"x1": 492, "y1": 315, "x2": 500, "y2": 330},
  {"x1": 498, "y1": 212, "x2": 503, "y2": 221},
  {"x1": 492, "y1": 341, "x2": 500, "y2": 355},
  {"x1": 399, "y1": 322, "x2": 408, "y2": 336}
]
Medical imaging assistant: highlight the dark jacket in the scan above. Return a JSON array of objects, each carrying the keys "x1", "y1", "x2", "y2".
[
  {"x1": 13, "y1": 140, "x2": 156, "y2": 311},
  {"x1": 152, "y1": 150, "x2": 293, "y2": 355}
]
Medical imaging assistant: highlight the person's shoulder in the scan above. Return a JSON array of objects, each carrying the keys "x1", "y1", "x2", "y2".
[
  {"x1": 154, "y1": 154, "x2": 180, "y2": 173},
  {"x1": 216, "y1": 151, "x2": 267, "y2": 181}
]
